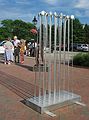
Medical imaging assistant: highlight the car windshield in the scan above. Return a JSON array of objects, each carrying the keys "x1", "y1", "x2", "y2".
[
  {"x1": 0, "y1": 43, "x2": 2, "y2": 46},
  {"x1": 77, "y1": 45, "x2": 81, "y2": 47},
  {"x1": 84, "y1": 44, "x2": 88, "y2": 47},
  {"x1": 0, "y1": 41, "x2": 6, "y2": 46}
]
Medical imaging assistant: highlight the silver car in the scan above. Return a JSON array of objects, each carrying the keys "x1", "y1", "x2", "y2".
[
  {"x1": 77, "y1": 44, "x2": 89, "y2": 51},
  {"x1": 0, "y1": 41, "x2": 14, "y2": 54},
  {"x1": 0, "y1": 41, "x2": 6, "y2": 54}
]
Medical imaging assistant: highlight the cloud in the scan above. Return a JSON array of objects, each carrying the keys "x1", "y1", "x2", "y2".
[
  {"x1": 43, "y1": 0, "x2": 58, "y2": 5},
  {"x1": 85, "y1": 10, "x2": 89, "y2": 17},
  {"x1": 75, "y1": 11, "x2": 83, "y2": 17},
  {"x1": 0, "y1": 10, "x2": 33, "y2": 22},
  {"x1": 72, "y1": 0, "x2": 89, "y2": 22},
  {"x1": 0, "y1": 0, "x2": 9, "y2": 5},
  {"x1": 74, "y1": 0, "x2": 89, "y2": 9},
  {"x1": 15, "y1": 0, "x2": 31, "y2": 5},
  {"x1": 0, "y1": 4, "x2": 33, "y2": 22},
  {"x1": 74, "y1": 9, "x2": 89, "y2": 20},
  {"x1": 0, "y1": 0, "x2": 89, "y2": 24}
]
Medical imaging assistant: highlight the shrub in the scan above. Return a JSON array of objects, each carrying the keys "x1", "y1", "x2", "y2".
[{"x1": 73, "y1": 52, "x2": 89, "y2": 67}]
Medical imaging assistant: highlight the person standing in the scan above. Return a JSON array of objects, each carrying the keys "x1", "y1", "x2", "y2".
[
  {"x1": 19, "y1": 39, "x2": 25, "y2": 64},
  {"x1": 4, "y1": 37, "x2": 14, "y2": 64},
  {"x1": 13, "y1": 36, "x2": 20, "y2": 63}
]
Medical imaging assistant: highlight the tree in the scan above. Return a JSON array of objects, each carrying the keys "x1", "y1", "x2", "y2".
[
  {"x1": 0, "y1": 18, "x2": 89, "y2": 44},
  {"x1": 84, "y1": 24, "x2": 89, "y2": 43},
  {"x1": 73, "y1": 18, "x2": 85, "y2": 43},
  {"x1": 0, "y1": 19, "x2": 35, "y2": 41}
]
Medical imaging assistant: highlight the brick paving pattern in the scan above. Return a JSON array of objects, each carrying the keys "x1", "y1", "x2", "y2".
[{"x1": 0, "y1": 55, "x2": 89, "y2": 120}]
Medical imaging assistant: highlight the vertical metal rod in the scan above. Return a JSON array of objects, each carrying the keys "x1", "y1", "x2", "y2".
[
  {"x1": 71, "y1": 18, "x2": 74, "y2": 98},
  {"x1": 34, "y1": 70, "x2": 36, "y2": 100},
  {"x1": 67, "y1": 18, "x2": 70, "y2": 99},
  {"x1": 45, "y1": 14, "x2": 48, "y2": 94},
  {"x1": 38, "y1": 14, "x2": 42, "y2": 103},
  {"x1": 56, "y1": 17, "x2": 59, "y2": 95},
  {"x1": 41, "y1": 15, "x2": 45, "y2": 105},
  {"x1": 35, "y1": 20, "x2": 40, "y2": 102},
  {"x1": 63, "y1": 18, "x2": 67, "y2": 100},
  {"x1": 48, "y1": 14, "x2": 52, "y2": 103},
  {"x1": 34, "y1": 16, "x2": 39, "y2": 101},
  {"x1": 43, "y1": 15, "x2": 48, "y2": 105},
  {"x1": 58, "y1": 15, "x2": 63, "y2": 99},
  {"x1": 53, "y1": 15, "x2": 57, "y2": 102}
]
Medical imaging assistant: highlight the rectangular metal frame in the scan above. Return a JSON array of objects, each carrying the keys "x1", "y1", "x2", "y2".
[{"x1": 24, "y1": 90, "x2": 81, "y2": 114}]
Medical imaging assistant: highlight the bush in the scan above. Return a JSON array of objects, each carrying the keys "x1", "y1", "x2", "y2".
[{"x1": 73, "y1": 52, "x2": 89, "y2": 67}]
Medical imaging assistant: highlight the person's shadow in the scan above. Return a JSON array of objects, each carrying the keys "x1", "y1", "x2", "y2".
[
  {"x1": 0, "y1": 54, "x2": 5, "y2": 64},
  {"x1": 15, "y1": 63, "x2": 48, "y2": 72},
  {"x1": 15, "y1": 63, "x2": 34, "y2": 71}
]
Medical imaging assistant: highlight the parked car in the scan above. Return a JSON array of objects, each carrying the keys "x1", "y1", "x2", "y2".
[
  {"x1": 82, "y1": 44, "x2": 89, "y2": 51},
  {"x1": 0, "y1": 41, "x2": 6, "y2": 54},
  {"x1": 0, "y1": 41, "x2": 14, "y2": 54},
  {"x1": 77, "y1": 44, "x2": 89, "y2": 51},
  {"x1": 69, "y1": 43, "x2": 77, "y2": 51}
]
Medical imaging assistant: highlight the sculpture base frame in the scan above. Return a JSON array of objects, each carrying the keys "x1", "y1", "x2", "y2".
[
  {"x1": 23, "y1": 90, "x2": 81, "y2": 114},
  {"x1": 33, "y1": 64, "x2": 48, "y2": 72}
]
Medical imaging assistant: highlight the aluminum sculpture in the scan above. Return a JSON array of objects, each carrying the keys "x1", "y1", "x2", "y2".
[{"x1": 25, "y1": 11, "x2": 81, "y2": 114}]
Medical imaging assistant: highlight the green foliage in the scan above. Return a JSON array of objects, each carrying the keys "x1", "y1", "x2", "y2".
[
  {"x1": 84, "y1": 24, "x2": 89, "y2": 44},
  {"x1": 73, "y1": 18, "x2": 85, "y2": 43},
  {"x1": 0, "y1": 17, "x2": 89, "y2": 44},
  {"x1": 0, "y1": 19, "x2": 35, "y2": 41},
  {"x1": 73, "y1": 52, "x2": 89, "y2": 67}
]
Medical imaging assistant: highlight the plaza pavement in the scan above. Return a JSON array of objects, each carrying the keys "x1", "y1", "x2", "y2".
[{"x1": 0, "y1": 55, "x2": 89, "y2": 120}]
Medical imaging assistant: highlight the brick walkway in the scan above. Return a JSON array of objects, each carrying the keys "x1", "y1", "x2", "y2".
[{"x1": 0, "y1": 56, "x2": 89, "y2": 120}]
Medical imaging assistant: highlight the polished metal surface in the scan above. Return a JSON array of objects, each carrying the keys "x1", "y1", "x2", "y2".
[
  {"x1": 25, "y1": 11, "x2": 81, "y2": 114},
  {"x1": 25, "y1": 90, "x2": 81, "y2": 113}
]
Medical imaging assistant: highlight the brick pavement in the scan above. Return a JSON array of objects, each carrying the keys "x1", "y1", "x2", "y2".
[{"x1": 0, "y1": 56, "x2": 89, "y2": 120}]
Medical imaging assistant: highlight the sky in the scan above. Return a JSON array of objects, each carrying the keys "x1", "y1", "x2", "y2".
[{"x1": 0, "y1": 0, "x2": 89, "y2": 24}]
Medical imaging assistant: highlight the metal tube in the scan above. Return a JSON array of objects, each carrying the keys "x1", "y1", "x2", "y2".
[
  {"x1": 48, "y1": 14, "x2": 52, "y2": 103},
  {"x1": 34, "y1": 16, "x2": 39, "y2": 101},
  {"x1": 43, "y1": 14, "x2": 48, "y2": 105},
  {"x1": 71, "y1": 17, "x2": 74, "y2": 98},
  {"x1": 67, "y1": 18, "x2": 70, "y2": 98},
  {"x1": 34, "y1": 70, "x2": 36, "y2": 100},
  {"x1": 63, "y1": 18, "x2": 67, "y2": 100},
  {"x1": 38, "y1": 14, "x2": 42, "y2": 103},
  {"x1": 53, "y1": 14, "x2": 57, "y2": 102},
  {"x1": 58, "y1": 15, "x2": 63, "y2": 99}
]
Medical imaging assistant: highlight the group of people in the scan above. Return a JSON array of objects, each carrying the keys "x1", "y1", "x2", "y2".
[{"x1": 4, "y1": 36, "x2": 25, "y2": 65}]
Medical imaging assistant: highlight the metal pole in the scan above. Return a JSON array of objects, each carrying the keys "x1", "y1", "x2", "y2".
[
  {"x1": 43, "y1": 13, "x2": 48, "y2": 104},
  {"x1": 71, "y1": 15, "x2": 74, "y2": 98},
  {"x1": 58, "y1": 14, "x2": 63, "y2": 99},
  {"x1": 53, "y1": 13, "x2": 57, "y2": 102},
  {"x1": 34, "y1": 17, "x2": 39, "y2": 101},
  {"x1": 63, "y1": 17, "x2": 67, "y2": 100},
  {"x1": 48, "y1": 13, "x2": 52, "y2": 103},
  {"x1": 67, "y1": 17, "x2": 70, "y2": 100},
  {"x1": 38, "y1": 14, "x2": 42, "y2": 103}
]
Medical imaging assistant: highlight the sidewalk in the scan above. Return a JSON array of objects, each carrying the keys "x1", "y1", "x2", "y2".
[{"x1": 0, "y1": 56, "x2": 89, "y2": 120}]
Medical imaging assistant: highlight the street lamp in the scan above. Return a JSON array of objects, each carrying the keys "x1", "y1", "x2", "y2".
[
  {"x1": 32, "y1": 16, "x2": 40, "y2": 65},
  {"x1": 31, "y1": 16, "x2": 38, "y2": 57},
  {"x1": 32, "y1": 16, "x2": 37, "y2": 26}
]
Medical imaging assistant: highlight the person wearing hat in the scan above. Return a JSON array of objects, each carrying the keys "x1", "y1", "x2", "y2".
[{"x1": 13, "y1": 36, "x2": 20, "y2": 63}]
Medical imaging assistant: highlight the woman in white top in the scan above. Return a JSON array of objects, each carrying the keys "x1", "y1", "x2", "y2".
[{"x1": 4, "y1": 37, "x2": 14, "y2": 64}]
